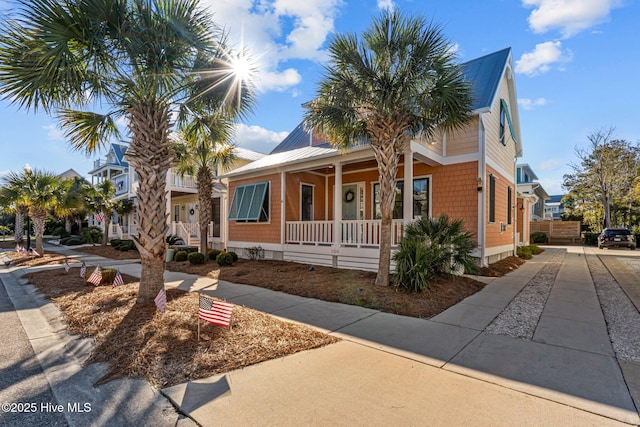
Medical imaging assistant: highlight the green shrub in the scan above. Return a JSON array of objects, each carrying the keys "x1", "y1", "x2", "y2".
[
  {"x1": 52, "y1": 226, "x2": 70, "y2": 238},
  {"x1": 582, "y1": 232, "x2": 599, "y2": 246},
  {"x1": 244, "y1": 246, "x2": 264, "y2": 260},
  {"x1": 208, "y1": 249, "x2": 222, "y2": 260},
  {"x1": 216, "y1": 252, "x2": 234, "y2": 266},
  {"x1": 517, "y1": 246, "x2": 533, "y2": 259},
  {"x1": 174, "y1": 251, "x2": 188, "y2": 262},
  {"x1": 61, "y1": 236, "x2": 83, "y2": 246},
  {"x1": 228, "y1": 251, "x2": 238, "y2": 262},
  {"x1": 188, "y1": 252, "x2": 206, "y2": 265},
  {"x1": 110, "y1": 239, "x2": 123, "y2": 247},
  {"x1": 528, "y1": 244, "x2": 543, "y2": 255},
  {"x1": 81, "y1": 226, "x2": 103, "y2": 244},
  {"x1": 530, "y1": 231, "x2": 548, "y2": 244},
  {"x1": 101, "y1": 268, "x2": 117, "y2": 285},
  {"x1": 393, "y1": 215, "x2": 477, "y2": 292}
]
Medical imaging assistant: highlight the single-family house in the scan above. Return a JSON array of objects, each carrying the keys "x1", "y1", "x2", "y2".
[
  {"x1": 516, "y1": 163, "x2": 550, "y2": 245},
  {"x1": 223, "y1": 47, "x2": 523, "y2": 269},
  {"x1": 545, "y1": 195, "x2": 565, "y2": 220},
  {"x1": 88, "y1": 143, "x2": 264, "y2": 248}
]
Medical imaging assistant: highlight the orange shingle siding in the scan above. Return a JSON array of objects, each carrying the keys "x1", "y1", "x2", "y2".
[
  {"x1": 227, "y1": 173, "x2": 282, "y2": 244},
  {"x1": 485, "y1": 165, "x2": 515, "y2": 248}
]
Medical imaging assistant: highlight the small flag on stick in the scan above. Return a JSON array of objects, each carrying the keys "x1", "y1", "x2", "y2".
[
  {"x1": 199, "y1": 295, "x2": 233, "y2": 327},
  {"x1": 80, "y1": 261, "x2": 86, "y2": 279},
  {"x1": 86, "y1": 265, "x2": 102, "y2": 286},
  {"x1": 64, "y1": 258, "x2": 70, "y2": 273},
  {"x1": 30, "y1": 248, "x2": 39, "y2": 257},
  {"x1": 112, "y1": 270, "x2": 124, "y2": 287},
  {"x1": 154, "y1": 288, "x2": 166, "y2": 312}
]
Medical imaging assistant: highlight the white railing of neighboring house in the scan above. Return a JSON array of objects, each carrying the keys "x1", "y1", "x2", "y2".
[
  {"x1": 168, "y1": 172, "x2": 197, "y2": 189},
  {"x1": 171, "y1": 222, "x2": 199, "y2": 247},
  {"x1": 109, "y1": 224, "x2": 123, "y2": 240},
  {"x1": 286, "y1": 219, "x2": 404, "y2": 247}
]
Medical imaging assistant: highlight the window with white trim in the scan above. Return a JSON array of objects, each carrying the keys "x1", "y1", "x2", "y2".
[
  {"x1": 489, "y1": 175, "x2": 496, "y2": 223},
  {"x1": 507, "y1": 186, "x2": 513, "y2": 225},
  {"x1": 228, "y1": 181, "x2": 270, "y2": 222},
  {"x1": 373, "y1": 177, "x2": 430, "y2": 219}
]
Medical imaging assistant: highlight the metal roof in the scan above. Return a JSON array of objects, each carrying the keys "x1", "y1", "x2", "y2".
[
  {"x1": 268, "y1": 48, "x2": 513, "y2": 155},
  {"x1": 224, "y1": 145, "x2": 340, "y2": 177},
  {"x1": 462, "y1": 47, "x2": 511, "y2": 111},
  {"x1": 233, "y1": 147, "x2": 266, "y2": 161},
  {"x1": 112, "y1": 143, "x2": 129, "y2": 167}
]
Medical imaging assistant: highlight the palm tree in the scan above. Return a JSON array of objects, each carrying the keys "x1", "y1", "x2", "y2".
[
  {"x1": 86, "y1": 180, "x2": 117, "y2": 246},
  {"x1": 0, "y1": 0, "x2": 254, "y2": 303},
  {"x1": 0, "y1": 168, "x2": 64, "y2": 255},
  {"x1": 0, "y1": 174, "x2": 27, "y2": 245},
  {"x1": 172, "y1": 111, "x2": 237, "y2": 254},
  {"x1": 305, "y1": 10, "x2": 473, "y2": 286},
  {"x1": 56, "y1": 176, "x2": 89, "y2": 235}
]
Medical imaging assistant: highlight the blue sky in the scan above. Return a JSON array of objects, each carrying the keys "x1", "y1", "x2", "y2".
[{"x1": 0, "y1": 0, "x2": 638, "y2": 195}]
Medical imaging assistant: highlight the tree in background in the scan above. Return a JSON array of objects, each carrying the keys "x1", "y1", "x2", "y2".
[
  {"x1": 86, "y1": 180, "x2": 117, "y2": 246},
  {"x1": 563, "y1": 128, "x2": 640, "y2": 230},
  {"x1": 172, "y1": 111, "x2": 238, "y2": 255},
  {"x1": 305, "y1": 10, "x2": 473, "y2": 286}
]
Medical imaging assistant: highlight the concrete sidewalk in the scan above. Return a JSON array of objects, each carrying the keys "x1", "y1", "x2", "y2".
[{"x1": 4, "y1": 244, "x2": 640, "y2": 426}]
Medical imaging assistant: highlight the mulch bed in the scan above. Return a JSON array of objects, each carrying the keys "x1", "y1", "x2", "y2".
[
  {"x1": 23, "y1": 267, "x2": 338, "y2": 388},
  {"x1": 477, "y1": 256, "x2": 526, "y2": 277}
]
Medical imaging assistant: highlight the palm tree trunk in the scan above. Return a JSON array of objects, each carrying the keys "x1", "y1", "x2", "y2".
[
  {"x1": 32, "y1": 209, "x2": 47, "y2": 255},
  {"x1": 14, "y1": 206, "x2": 26, "y2": 244},
  {"x1": 127, "y1": 101, "x2": 173, "y2": 304},
  {"x1": 65, "y1": 217, "x2": 72, "y2": 233},
  {"x1": 102, "y1": 213, "x2": 112, "y2": 246},
  {"x1": 197, "y1": 168, "x2": 213, "y2": 255},
  {"x1": 371, "y1": 140, "x2": 403, "y2": 287}
]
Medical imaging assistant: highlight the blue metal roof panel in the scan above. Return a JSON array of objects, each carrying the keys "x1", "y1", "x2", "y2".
[
  {"x1": 462, "y1": 47, "x2": 511, "y2": 111},
  {"x1": 112, "y1": 143, "x2": 129, "y2": 167}
]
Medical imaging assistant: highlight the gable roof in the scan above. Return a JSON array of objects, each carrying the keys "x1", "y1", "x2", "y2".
[
  {"x1": 226, "y1": 145, "x2": 340, "y2": 177},
  {"x1": 269, "y1": 47, "x2": 514, "y2": 155},
  {"x1": 233, "y1": 147, "x2": 266, "y2": 162},
  {"x1": 463, "y1": 47, "x2": 511, "y2": 111},
  {"x1": 111, "y1": 143, "x2": 128, "y2": 167}
]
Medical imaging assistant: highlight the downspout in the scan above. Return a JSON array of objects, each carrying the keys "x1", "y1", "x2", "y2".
[
  {"x1": 513, "y1": 157, "x2": 518, "y2": 255},
  {"x1": 478, "y1": 115, "x2": 487, "y2": 266}
]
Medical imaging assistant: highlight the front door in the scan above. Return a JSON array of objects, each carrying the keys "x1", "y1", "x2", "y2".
[
  {"x1": 186, "y1": 202, "x2": 197, "y2": 223},
  {"x1": 342, "y1": 184, "x2": 364, "y2": 220}
]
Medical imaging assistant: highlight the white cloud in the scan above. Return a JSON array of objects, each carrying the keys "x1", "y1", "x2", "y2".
[
  {"x1": 537, "y1": 158, "x2": 565, "y2": 171},
  {"x1": 522, "y1": 0, "x2": 622, "y2": 38},
  {"x1": 518, "y1": 97, "x2": 548, "y2": 110},
  {"x1": 515, "y1": 41, "x2": 572, "y2": 76},
  {"x1": 43, "y1": 124, "x2": 65, "y2": 141},
  {"x1": 232, "y1": 124, "x2": 290, "y2": 153},
  {"x1": 377, "y1": 0, "x2": 395, "y2": 11},
  {"x1": 201, "y1": 0, "x2": 342, "y2": 93},
  {"x1": 538, "y1": 177, "x2": 565, "y2": 195}
]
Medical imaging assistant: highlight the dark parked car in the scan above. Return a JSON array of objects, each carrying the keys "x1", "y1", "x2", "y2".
[{"x1": 598, "y1": 228, "x2": 636, "y2": 250}]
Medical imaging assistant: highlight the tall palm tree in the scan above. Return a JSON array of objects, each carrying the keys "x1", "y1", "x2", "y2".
[
  {"x1": 0, "y1": 168, "x2": 64, "y2": 255},
  {"x1": 0, "y1": 0, "x2": 254, "y2": 303},
  {"x1": 172, "y1": 110, "x2": 237, "y2": 254},
  {"x1": 305, "y1": 10, "x2": 473, "y2": 286},
  {"x1": 56, "y1": 176, "x2": 89, "y2": 234}
]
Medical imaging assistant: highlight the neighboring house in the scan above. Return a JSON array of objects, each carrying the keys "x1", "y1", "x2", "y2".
[
  {"x1": 224, "y1": 47, "x2": 523, "y2": 269},
  {"x1": 88, "y1": 142, "x2": 264, "y2": 248},
  {"x1": 545, "y1": 195, "x2": 565, "y2": 219},
  {"x1": 516, "y1": 163, "x2": 550, "y2": 245},
  {"x1": 58, "y1": 168, "x2": 84, "y2": 180}
]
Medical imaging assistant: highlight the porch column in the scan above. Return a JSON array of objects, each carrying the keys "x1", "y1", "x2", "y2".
[
  {"x1": 403, "y1": 149, "x2": 414, "y2": 224},
  {"x1": 333, "y1": 162, "x2": 342, "y2": 247},
  {"x1": 280, "y1": 171, "x2": 286, "y2": 246}
]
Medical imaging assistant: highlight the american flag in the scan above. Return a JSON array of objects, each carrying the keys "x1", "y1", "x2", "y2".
[
  {"x1": 30, "y1": 248, "x2": 39, "y2": 257},
  {"x1": 80, "y1": 261, "x2": 86, "y2": 279},
  {"x1": 112, "y1": 271, "x2": 124, "y2": 287},
  {"x1": 64, "y1": 258, "x2": 70, "y2": 273},
  {"x1": 154, "y1": 288, "x2": 166, "y2": 313},
  {"x1": 86, "y1": 265, "x2": 102, "y2": 286},
  {"x1": 198, "y1": 295, "x2": 233, "y2": 327},
  {"x1": 95, "y1": 212, "x2": 104, "y2": 222}
]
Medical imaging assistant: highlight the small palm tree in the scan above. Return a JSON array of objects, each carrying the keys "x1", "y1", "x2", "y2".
[
  {"x1": 56, "y1": 176, "x2": 89, "y2": 235},
  {"x1": 172, "y1": 110, "x2": 237, "y2": 254},
  {"x1": 305, "y1": 10, "x2": 473, "y2": 286},
  {"x1": 0, "y1": 174, "x2": 28, "y2": 244},
  {"x1": 86, "y1": 180, "x2": 117, "y2": 246},
  {"x1": 0, "y1": 0, "x2": 255, "y2": 303},
  {"x1": 0, "y1": 168, "x2": 64, "y2": 255}
]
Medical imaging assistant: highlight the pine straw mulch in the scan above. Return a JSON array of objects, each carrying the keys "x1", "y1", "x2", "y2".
[
  {"x1": 22, "y1": 266, "x2": 338, "y2": 389},
  {"x1": 477, "y1": 256, "x2": 527, "y2": 277},
  {"x1": 74, "y1": 244, "x2": 141, "y2": 260},
  {"x1": 167, "y1": 259, "x2": 487, "y2": 318}
]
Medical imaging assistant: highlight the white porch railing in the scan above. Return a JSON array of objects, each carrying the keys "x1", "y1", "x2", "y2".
[
  {"x1": 109, "y1": 224, "x2": 123, "y2": 240},
  {"x1": 286, "y1": 221, "x2": 333, "y2": 245},
  {"x1": 286, "y1": 220, "x2": 404, "y2": 247},
  {"x1": 108, "y1": 224, "x2": 138, "y2": 240},
  {"x1": 168, "y1": 172, "x2": 197, "y2": 189}
]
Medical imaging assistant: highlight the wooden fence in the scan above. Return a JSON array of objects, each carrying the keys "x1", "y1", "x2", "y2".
[{"x1": 530, "y1": 221, "x2": 581, "y2": 243}]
